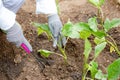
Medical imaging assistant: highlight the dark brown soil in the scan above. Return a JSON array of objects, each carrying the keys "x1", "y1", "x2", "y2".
[{"x1": 0, "y1": 0, "x2": 120, "y2": 80}]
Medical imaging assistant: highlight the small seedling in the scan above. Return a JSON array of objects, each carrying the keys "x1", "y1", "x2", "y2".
[
  {"x1": 32, "y1": 22, "x2": 67, "y2": 62},
  {"x1": 61, "y1": 0, "x2": 120, "y2": 79},
  {"x1": 38, "y1": 49, "x2": 67, "y2": 60}
]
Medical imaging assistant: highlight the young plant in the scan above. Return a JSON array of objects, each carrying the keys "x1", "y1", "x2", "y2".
[
  {"x1": 32, "y1": 22, "x2": 67, "y2": 61},
  {"x1": 61, "y1": 0, "x2": 120, "y2": 79},
  {"x1": 62, "y1": 19, "x2": 107, "y2": 80},
  {"x1": 89, "y1": 0, "x2": 120, "y2": 55},
  {"x1": 56, "y1": 0, "x2": 61, "y2": 15}
]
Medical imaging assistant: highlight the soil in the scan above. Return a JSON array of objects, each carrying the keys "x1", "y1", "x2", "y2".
[{"x1": 0, "y1": 0, "x2": 120, "y2": 80}]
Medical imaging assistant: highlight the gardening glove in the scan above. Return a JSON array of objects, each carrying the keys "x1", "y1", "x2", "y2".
[
  {"x1": 2, "y1": 0, "x2": 25, "y2": 13},
  {"x1": 6, "y1": 22, "x2": 32, "y2": 53},
  {"x1": 48, "y1": 14, "x2": 67, "y2": 47}
]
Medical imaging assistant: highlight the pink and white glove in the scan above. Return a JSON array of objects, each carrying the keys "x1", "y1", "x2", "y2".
[{"x1": 6, "y1": 22, "x2": 32, "y2": 53}]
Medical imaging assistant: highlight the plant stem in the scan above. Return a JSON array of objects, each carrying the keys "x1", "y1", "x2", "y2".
[
  {"x1": 54, "y1": 52, "x2": 66, "y2": 59},
  {"x1": 82, "y1": 56, "x2": 88, "y2": 80},
  {"x1": 98, "y1": 8, "x2": 104, "y2": 25},
  {"x1": 56, "y1": 0, "x2": 60, "y2": 15},
  {"x1": 63, "y1": 37, "x2": 69, "y2": 50},
  {"x1": 106, "y1": 40, "x2": 120, "y2": 55},
  {"x1": 86, "y1": 77, "x2": 93, "y2": 80},
  {"x1": 107, "y1": 34, "x2": 117, "y2": 47},
  {"x1": 83, "y1": 68, "x2": 90, "y2": 80},
  {"x1": 100, "y1": 8, "x2": 104, "y2": 24},
  {"x1": 57, "y1": 37, "x2": 69, "y2": 62},
  {"x1": 58, "y1": 45, "x2": 67, "y2": 62}
]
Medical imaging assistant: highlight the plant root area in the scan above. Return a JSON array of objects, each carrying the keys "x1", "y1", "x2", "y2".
[{"x1": 0, "y1": 0, "x2": 120, "y2": 80}]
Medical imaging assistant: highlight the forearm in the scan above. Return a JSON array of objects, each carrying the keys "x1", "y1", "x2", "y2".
[
  {"x1": 2, "y1": 0, "x2": 25, "y2": 13},
  {"x1": 0, "y1": 0, "x2": 16, "y2": 31},
  {"x1": 36, "y1": 0, "x2": 58, "y2": 15},
  {"x1": 0, "y1": 0, "x2": 25, "y2": 31}
]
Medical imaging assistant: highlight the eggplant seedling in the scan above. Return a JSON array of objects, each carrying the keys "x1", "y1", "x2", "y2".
[
  {"x1": 32, "y1": 22, "x2": 67, "y2": 62},
  {"x1": 61, "y1": 0, "x2": 120, "y2": 79}
]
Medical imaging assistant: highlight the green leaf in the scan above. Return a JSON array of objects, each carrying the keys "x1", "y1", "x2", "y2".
[
  {"x1": 103, "y1": 18, "x2": 110, "y2": 32},
  {"x1": 89, "y1": 0, "x2": 100, "y2": 7},
  {"x1": 95, "y1": 70, "x2": 107, "y2": 80},
  {"x1": 84, "y1": 39, "x2": 92, "y2": 59},
  {"x1": 95, "y1": 70, "x2": 103, "y2": 79},
  {"x1": 92, "y1": 30, "x2": 106, "y2": 38},
  {"x1": 104, "y1": 18, "x2": 120, "y2": 32},
  {"x1": 80, "y1": 30, "x2": 91, "y2": 39},
  {"x1": 74, "y1": 22, "x2": 92, "y2": 32},
  {"x1": 38, "y1": 49, "x2": 54, "y2": 57},
  {"x1": 88, "y1": 0, "x2": 105, "y2": 8},
  {"x1": 62, "y1": 21, "x2": 80, "y2": 38},
  {"x1": 88, "y1": 17, "x2": 98, "y2": 32},
  {"x1": 95, "y1": 42, "x2": 106, "y2": 58},
  {"x1": 37, "y1": 28, "x2": 44, "y2": 35},
  {"x1": 89, "y1": 61, "x2": 98, "y2": 79},
  {"x1": 94, "y1": 37, "x2": 105, "y2": 44},
  {"x1": 111, "y1": 19, "x2": 120, "y2": 27},
  {"x1": 99, "y1": 0, "x2": 105, "y2": 7},
  {"x1": 107, "y1": 58, "x2": 120, "y2": 80},
  {"x1": 33, "y1": 22, "x2": 52, "y2": 36},
  {"x1": 62, "y1": 21, "x2": 93, "y2": 39},
  {"x1": 33, "y1": 23, "x2": 50, "y2": 32},
  {"x1": 62, "y1": 21, "x2": 73, "y2": 36}
]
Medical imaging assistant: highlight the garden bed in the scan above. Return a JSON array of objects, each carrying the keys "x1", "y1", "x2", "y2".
[{"x1": 0, "y1": 0, "x2": 120, "y2": 80}]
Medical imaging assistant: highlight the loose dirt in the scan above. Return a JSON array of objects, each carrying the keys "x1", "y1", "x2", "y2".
[{"x1": 0, "y1": 0, "x2": 120, "y2": 80}]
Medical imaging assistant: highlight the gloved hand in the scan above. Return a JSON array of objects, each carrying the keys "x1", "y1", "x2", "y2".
[
  {"x1": 48, "y1": 14, "x2": 66, "y2": 47},
  {"x1": 6, "y1": 22, "x2": 32, "y2": 52}
]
